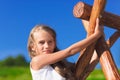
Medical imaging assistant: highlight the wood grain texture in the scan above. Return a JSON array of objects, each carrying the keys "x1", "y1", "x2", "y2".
[
  {"x1": 75, "y1": 0, "x2": 106, "y2": 79},
  {"x1": 73, "y1": 1, "x2": 120, "y2": 30}
]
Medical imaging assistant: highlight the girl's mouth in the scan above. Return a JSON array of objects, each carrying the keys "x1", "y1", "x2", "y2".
[{"x1": 43, "y1": 50, "x2": 51, "y2": 54}]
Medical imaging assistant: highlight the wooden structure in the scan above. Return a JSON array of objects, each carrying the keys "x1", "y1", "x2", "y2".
[{"x1": 73, "y1": 0, "x2": 120, "y2": 80}]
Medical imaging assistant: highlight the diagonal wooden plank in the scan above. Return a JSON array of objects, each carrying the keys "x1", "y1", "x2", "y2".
[
  {"x1": 96, "y1": 36, "x2": 120, "y2": 80},
  {"x1": 75, "y1": 0, "x2": 106, "y2": 79},
  {"x1": 73, "y1": 1, "x2": 120, "y2": 30},
  {"x1": 80, "y1": 20, "x2": 120, "y2": 79},
  {"x1": 73, "y1": 1, "x2": 120, "y2": 79},
  {"x1": 107, "y1": 31, "x2": 120, "y2": 48}
]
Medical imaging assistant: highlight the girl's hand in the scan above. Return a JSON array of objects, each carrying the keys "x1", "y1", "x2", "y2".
[
  {"x1": 82, "y1": 18, "x2": 104, "y2": 36},
  {"x1": 94, "y1": 18, "x2": 104, "y2": 36}
]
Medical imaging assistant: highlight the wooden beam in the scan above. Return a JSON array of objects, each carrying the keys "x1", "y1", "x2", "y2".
[
  {"x1": 96, "y1": 37, "x2": 120, "y2": 80},
  {"x1": 73, "y1": 1, "x2": 120, "y2": 30},
  {"x1": 75, "y1": 0, "x2": 106, "y2": 79},
  {"x1": 78, "y1": 34, "x2": 120, "y2": 80},
  {"x1": 74, "y1": 1, "x2": 120, "y2": 79},
  {"x1": 80, "y1": 20, "x2": 120, "y2": 79},
  {"x1": 107, "y1": 31, "x2": 120, "y2": 48}
]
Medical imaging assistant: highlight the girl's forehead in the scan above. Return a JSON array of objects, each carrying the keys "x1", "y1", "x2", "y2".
[
  {"x1": 33, "y1": 30, "x2": 54, "y2": 40},
  {"x1": 34, "y1": 30, "x2": 50, "y2": 36}
]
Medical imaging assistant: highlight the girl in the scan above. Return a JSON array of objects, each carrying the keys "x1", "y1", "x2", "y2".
[{"x1": 27, "y1": 19, "x2": 103, "y2": 80}]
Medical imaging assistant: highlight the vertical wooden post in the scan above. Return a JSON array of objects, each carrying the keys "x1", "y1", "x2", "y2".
[
  {"x1": 73, "y1": 1, "x2": 120, "y2": 30},
  {"x1": 73, "y1": 1, "x2": 120, "y2": 80},
  {"x1": 75, "y1": 0, "x2": 106, "y2": 79},
  {"x1": 80, "y1": 20, "x2": 120, "y2": 79},
  {"x1": 96, "y1": 37, "x2": 120, "y2": 80},
  {"x1": 81, "y1": 31, "x2": 120, "y2": 80}
]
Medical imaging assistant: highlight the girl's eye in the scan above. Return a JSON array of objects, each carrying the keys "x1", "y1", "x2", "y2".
[
  {"x1": 38, "y1": 41, "x2": 44, "y2": 44},
  {"x1": 48, "y1": 40, "x2": 53, "y2": 44}
]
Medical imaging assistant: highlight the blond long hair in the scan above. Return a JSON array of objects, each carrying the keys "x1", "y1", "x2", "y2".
[{"x1": 27, "y1": 24, "x2": 76, "y2": 80}]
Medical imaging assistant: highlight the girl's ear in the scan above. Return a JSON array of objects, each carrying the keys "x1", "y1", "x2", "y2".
[
  {"x1": 31, "y1": 44, "x2": 36, "y2": 52},
  {"x1": 31, "y1": 44, "x2": 37, "y2": 57},
  {"x1": 30, "y1": 41, "x2": 36, "y2": 52}
]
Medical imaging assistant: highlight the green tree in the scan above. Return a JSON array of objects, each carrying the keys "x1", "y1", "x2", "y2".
[
  {"x1": 0, "y1": 54, "x2": 29, "y2": 67},
  {"x1": 2, "y1": 56, "x2": 15, "y2": 66},
  {"x1": 15, "y1": 54, "x2": 28, "y2": 66}
]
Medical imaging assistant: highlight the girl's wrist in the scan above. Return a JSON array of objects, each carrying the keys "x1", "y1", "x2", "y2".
[{"x1": 94, "y1": 31, "x2": 102, "y2": 38}]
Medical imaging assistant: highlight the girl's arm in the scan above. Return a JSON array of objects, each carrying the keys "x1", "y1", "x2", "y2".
[{"x1": 31, "y1": 19, "x2": 103, "y2": 70}]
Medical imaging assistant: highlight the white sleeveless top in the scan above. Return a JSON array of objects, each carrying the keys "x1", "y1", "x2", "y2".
[{"x1": 30, "y1": 65, "x2": 66, "y2": 80}]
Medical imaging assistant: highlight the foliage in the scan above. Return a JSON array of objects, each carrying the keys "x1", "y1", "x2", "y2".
[
  {"x1": 0, "y1": 55, "x2": 31, "y2": 80},
  {"x1": 0, "y1": 54, "x2": 29, "y2": 67}
]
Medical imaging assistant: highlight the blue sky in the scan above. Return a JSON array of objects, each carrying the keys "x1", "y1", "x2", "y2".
[{"x1": 0, "y1": 0, "x2": 120, "y2": 68}]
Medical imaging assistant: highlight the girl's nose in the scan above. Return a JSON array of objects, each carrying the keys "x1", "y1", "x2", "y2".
[{"x1": 44, "y1": 42, "x2": 49, "y2": 48}]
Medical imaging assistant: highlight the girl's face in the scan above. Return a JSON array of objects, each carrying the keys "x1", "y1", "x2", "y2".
[{"x1": 33, "y1": 30, "x2": 56, "y2": 55}]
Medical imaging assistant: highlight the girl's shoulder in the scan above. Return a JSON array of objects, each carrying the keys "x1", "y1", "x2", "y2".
[{"x1": 30, "y1": 65, "x2": 49, "y2": 73}]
